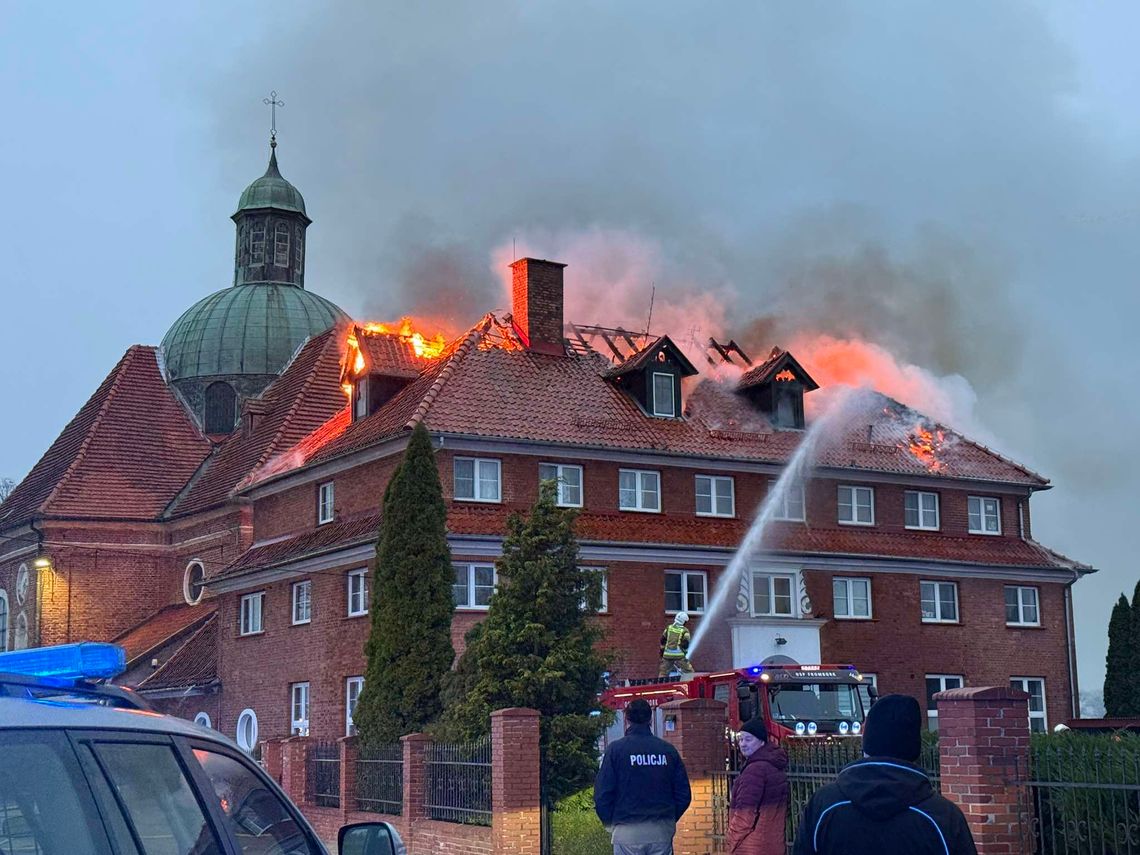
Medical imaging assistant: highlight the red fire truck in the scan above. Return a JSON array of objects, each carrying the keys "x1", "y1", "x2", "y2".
[{"x1": 601, "y1": 663, "x2": 876, "y2": 742}]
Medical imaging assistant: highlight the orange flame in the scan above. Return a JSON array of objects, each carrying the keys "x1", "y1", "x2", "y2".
[
  {"x1": 774, "y1": 369, "x2": 796, "y2": 382},
  {"x1": 904, "y1": 424, "x2": 948, "y2": 473},
  {"x1": 362, "y1": 318, "x2": 447, "y2": 359}
]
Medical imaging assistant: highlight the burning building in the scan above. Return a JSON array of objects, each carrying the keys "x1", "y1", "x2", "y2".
[{"x1": 0, "y1": 139, "x2": 1091, "y2": 747}]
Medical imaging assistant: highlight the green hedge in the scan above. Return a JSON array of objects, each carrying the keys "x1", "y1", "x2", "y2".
[{"x1": 552, "y1": 788, "x2": 610, "y2": 855}]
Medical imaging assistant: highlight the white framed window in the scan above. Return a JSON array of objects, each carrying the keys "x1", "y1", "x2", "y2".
[
  {"x1": 579, "y1": 567, "x2": 608, "y2": 613},
  {"x1": 920, "y1": 581, "x2": 959, "y2": 623},
  {"x1": 695, "y1": 475, "x2": 735, "y2": 518},
  {"x1": 968, "y1": 496, "x2": 1001, "y2": 535},
  {"x1": 770, "y1": 480, "x2": 806, "y2": 522},
  {"x1": 652, "y1": 372, "x2": 676, "y2": 417},
  {"x1": 13, "y1": 612, "x2": 27, "y2": 650},
  {"x1": 346, "y1": 676, "x2": 364, "y2": 736},
  {"x1": 318, "y1": 481, "x2": 335, "y2": 525},
  {"x1": 925, "y1": 674, "x2": 964, "y2": 731},
  {"x1": 1010, "y1": 677, "x2": 1047, "y2": 733},
  {"x1": 751, "y1": 572, "x2": 795, "y2": 617},
  {"x1": 274, "y1": 222, "x2": 291, "y2": 267},
  {"x1": 619, "y1": 469, "x2": 661, "y2": 513},
  {"x1": 539, "y1": 463, "x2": 583, "y2": 507},
  {"x1": 354, "y1": 376, "x2": 370, "y2": 420},
  {"x1": 236, "y1": 708, "x2": 258, "y2": 751},
  {"x1": 904, "y1": 491, "x2": 940, "y2": 530},
  {"x1": 292, "y1": 580, "x2": 312, "y2": 625},
  {"x1": 290, "y1": 682, "x2": 310, "y2": 736},
  {"x1": 0, "y1": 590, "x2": 8, "y2": 652},
  {"x1": 347, "y1": 569, "x2": 369, "y2": 617},
  {"x1": 665, "y1": 570, "x2": 707, "y2": 614},
  {"x1": 833, "y1": 577, "x2": 872, "y2": 619},
  {"x1": 183, "y1": 560, "x2": 207, "y2": 606},
  {"x1": 454, "y1": 457, "x2": 502, "y2": 503},
  {"x1": 193, "y1": 712, "x2": 212, "y2": 729},
  {"x1": 838, "y1": 485, "x2": 875, "y2": 526},
  {"x1": 239, "y1": 592, "x2": 264, "y2": 635},
  {"x1": 453, "y1": 563, "x2": 496, "y2": 610},
  {"x1": 1005, "y1": 586, "x2": 1040, "y2": 627}
]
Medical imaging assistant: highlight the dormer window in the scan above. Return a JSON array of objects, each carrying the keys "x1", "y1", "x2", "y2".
[
  {"x1": 354, "y1": 376, "x2": 369, "y2": 420},
  {"x1": 736, "y1": 348, "x2": 819, "y2": 430},
  {"x1": 652, "y1": 372, "x2": 676, "y2": 417}
]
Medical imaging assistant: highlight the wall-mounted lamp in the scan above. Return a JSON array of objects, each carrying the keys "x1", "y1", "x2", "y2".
[
  {"x1": 33, "y1": 556, "x2": 52, "y2": 571},
  {"x1": 775, "y1": 635, "x2": 788, "y2": 646}
]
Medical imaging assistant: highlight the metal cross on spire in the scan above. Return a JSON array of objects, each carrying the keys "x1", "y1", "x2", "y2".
[{"x1": 263, "y1": 90, "x2": 284, "y2": 148}]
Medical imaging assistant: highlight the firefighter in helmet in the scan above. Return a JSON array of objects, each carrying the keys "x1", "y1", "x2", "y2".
[{"x1": 659, "y1": 612, "x2": 695, "y2": 678}]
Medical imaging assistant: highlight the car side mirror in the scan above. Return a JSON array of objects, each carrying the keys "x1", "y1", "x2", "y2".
[{"x1": 339, "y1": 821, "x2": 401, "y2": 855}]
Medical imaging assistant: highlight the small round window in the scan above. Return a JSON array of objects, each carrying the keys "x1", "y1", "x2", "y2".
[
  {"x1": 14, "y1": 612, "x2": 28, "y2": 650},
  {"x1": 15, "y1": 564, "x2": 29, "y2": 605},
  {"x1": 194, "y1": 712, "x2": 212, "y2": 729},
  {"x1": 236, "y1": 708, "x2": 258, "y2": 751},
  {"x1": 183, "y1": 560, "x2": 206, "y2": 605}
]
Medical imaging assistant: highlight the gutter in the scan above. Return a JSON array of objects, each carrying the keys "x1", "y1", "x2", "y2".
[{"x1": 1064, "y1": 568, "x2": 1080, "y2": 719}]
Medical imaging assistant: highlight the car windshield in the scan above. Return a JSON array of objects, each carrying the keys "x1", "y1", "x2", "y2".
[{"x1": 767, "y1": 683, "x2": 866, "y2": 723}]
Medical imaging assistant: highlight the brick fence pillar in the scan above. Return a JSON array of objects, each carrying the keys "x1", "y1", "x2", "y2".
[
  {"x1": 661, "y1": 698, "x2": 729, "y2": 855},
  {"x1": 401, "y1": 732, "x2": 432, "y2": 822},
  {"x1": 339, "y1": 736, "x2": 358, "y2": 821},
  {"x1": 280, "y1": 736, "x2": 311, "y2": 806},
  {"x1": 491, "y1": 707, "x2": 542, "y2": 855},
  {"x1": 262, "y1": 738, "x2": 284, "y2": 785},
  {"x1": 936, "y1": 686, "x2": 1032, "y2": 855}
]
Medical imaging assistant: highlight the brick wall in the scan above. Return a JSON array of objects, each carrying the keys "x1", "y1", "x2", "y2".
[{"x1": 510, "y1": 258, "x2": 565, "y2": 354}]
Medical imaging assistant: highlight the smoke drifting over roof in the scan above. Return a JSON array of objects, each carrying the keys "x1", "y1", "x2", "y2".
[{"x1": 198, "y1": 2, "x2": 1138, "y2": 695}]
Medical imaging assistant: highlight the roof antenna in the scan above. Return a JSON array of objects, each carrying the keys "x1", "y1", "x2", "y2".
[
  {"x1": 645, "y1": 283, "x2": 656, "y2": 337},
  {"x1": 513, "y1": 236, "x2": 517, "y2": 260}
]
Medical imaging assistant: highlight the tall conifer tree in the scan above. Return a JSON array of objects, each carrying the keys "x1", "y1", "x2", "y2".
[
  {"x1": 439, "y1": 482, "x2": 608, "y2": 803},
  {"x1": 353, "y1": 422, "x2": 455, "y2": 743},
  {"x1": 1104, "y1": 593, "x2": 1133, "y2": 716}
]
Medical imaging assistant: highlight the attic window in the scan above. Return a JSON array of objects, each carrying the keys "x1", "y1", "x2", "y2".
[
  {"x1": 652, "y1": 372, "x2": 676, "y2": 417},
  {"x1": 354, "y1": 376, "x2": 369, "y2": 420}
]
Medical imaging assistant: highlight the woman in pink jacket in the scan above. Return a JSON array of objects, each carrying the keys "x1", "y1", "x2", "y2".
[{"x1": 727, "y1": 718, "x2": 789, "y2": 855}]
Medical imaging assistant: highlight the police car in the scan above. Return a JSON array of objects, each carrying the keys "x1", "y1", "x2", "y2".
[{"x1": 0, "y1": 642, "x2": 404, "y2": 855}]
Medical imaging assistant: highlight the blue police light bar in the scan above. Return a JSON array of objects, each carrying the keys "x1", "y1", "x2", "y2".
[{"x1": 0, "y1": 642, "x2": 127, "y2": 682}]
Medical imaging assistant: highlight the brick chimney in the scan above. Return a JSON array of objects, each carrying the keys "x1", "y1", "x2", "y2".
[{"x1": 511, "y1": 258, "x2": 566, "y2": 356}]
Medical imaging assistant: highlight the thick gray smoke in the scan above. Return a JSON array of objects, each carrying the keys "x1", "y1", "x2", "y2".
[{"x1": 204, "y1": 1, "x2": 1140, "y2": 701}]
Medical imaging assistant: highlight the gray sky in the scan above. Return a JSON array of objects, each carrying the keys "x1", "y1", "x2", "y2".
[{"x1": 2, "y1": 2, "x2": 1136, "y2": 703}]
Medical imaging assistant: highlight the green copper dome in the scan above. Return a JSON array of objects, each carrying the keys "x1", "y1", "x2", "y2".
[
  {"x1": 234, "y1": 148, "x2": 308, "y2": 219},
  {"x1": 161, "y1": 283, "x2": 348, "y2": 381}
]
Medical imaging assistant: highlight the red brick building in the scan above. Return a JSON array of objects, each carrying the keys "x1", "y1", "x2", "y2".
[{"x1": 0, "y1": 144, "x2": 1091, "y2": 754}]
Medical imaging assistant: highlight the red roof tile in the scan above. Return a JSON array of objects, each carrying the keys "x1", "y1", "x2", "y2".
[
  {"x1": 136, "y1": 614, "x2": 218, "y2": 692},
  {"x1": 738, "y1": 347, "x2": 819, "y2": 391},
  {"x1": 353, "y1": 325, "x2": 433, "y2": 379},
  {"x1": 606, "y1": 335, "x2": 699, "y2": 378},
  {"x1": 170, "y1": 329, "x2": 349, "y2": 516},
  {"x1": 212, "y1": 513, "x2": 379, "y2": 580},
  {"x1": 113, "y1": 603, "x2": 216, "y2": 666},
  {"x1": 0, "y1": 347, "x2": 211, "y2": 526}
]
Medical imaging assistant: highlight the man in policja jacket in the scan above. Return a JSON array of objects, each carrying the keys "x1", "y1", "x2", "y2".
[
  {"x1": 793, "y1": 694, "x2": 978, "y2": 855},
  {"x1": 595, "y1": 699, "x2": 692, "y2": 855}
]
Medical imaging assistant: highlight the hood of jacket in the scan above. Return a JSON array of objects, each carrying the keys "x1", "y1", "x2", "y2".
[
  {"x1": 835, "y1": 758, "x2": 934, "y2": 821},
  {"x1": 743, "y1": 742, "x2": 789, "y2": 771}
]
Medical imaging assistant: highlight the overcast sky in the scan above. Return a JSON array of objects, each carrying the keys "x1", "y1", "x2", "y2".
[{"x1": 2, "y1": 2, "x2": 1136, "y2": 703}]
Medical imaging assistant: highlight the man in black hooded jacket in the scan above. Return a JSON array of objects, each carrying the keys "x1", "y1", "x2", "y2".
[{"x1": 792, "y1": 694, "x2": 977, "y2": 855}]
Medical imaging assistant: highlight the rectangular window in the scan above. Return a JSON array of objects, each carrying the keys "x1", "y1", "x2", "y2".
[
  {"x1": 652, "y1": 372, "x2": 676, "y2": 417},
  {"x1": 239, "y1": 592, "x2": 264, "y2": 635},
  {"x1": 920, "y1": 581, "x2": 959, "y2": 623},
  {"x1": 1005, "y1": 586, "x2": 1040, "y2": 626},
  {"x1": 250, "y1": 223, "x2": 265, "y2": 264},
  {"x1": 274, "y1": 223, "x2": 291, "y2": 267},
  {"x1": 925, "y1": 674, "x2": 964, "y2": 730},
  {"x1": 318, "y1": 481, "x2": 335, "y2": 525},
  {"x1": 905, "y1": 491, "x2": 940, "y2": 530},
  {"x1": 833, "y1": 577, "x2": 872, "y2": 619},
  {"x1": 695, "y1": 475, "x2": 735, "y2": 517},
  {"x1": 290, "y1": 682, "x2": 310, "y2": 736},
  {"x1": 291, "y1": 580, "x2": 312, "y2": 625},
  {"x1": 838, "y1": 485, "x2": 875, "y2": 525},
  {"x1": 618, "y1": 469, "x2": 661, "y2": 512},
  {"x1": 771, "y1": 480, "x2": 806, "y2": 522},
  {"x1": 453, "y1": 563, "x2": 496, "y2": 610},
  {"x1": 968, "y1": 496, "x2": 1001, "y2": 535},
  {"x1": 454, "y1": 457, "x2": 502, "y2": 502},
  {"x1": 1010, "y1": 677, "x2": 1047, "y2": 733},
  {"x1": 353, "y1": 377, "x2": 369, "y2": 420},
  {"x1": 580, "y1": 566, "x2": 608, "y2": 612},
  {"x1": 665, "y1": 570, "x2": 707, "y2": 614},
  {"x1": 347, "y1": 569, "x2": 369, "y2": 617},
  {"x1": 346, "y1": 676, "x2": 364, "y2": 736},
  {"x1": 539, "y1": 463, "x2": 584, "y2": 507},
  {"x1": 751, "y1": 572, "x2": 795, "y2": 617}
]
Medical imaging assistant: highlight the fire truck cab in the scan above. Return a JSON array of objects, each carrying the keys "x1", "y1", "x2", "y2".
[{"x1": 601, "y1": 663, "x2": 876, "y2": 743}]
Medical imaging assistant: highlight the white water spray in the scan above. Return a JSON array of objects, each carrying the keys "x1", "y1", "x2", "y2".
[{"x1": 688, "y1": 387, "x2": 866, "y2": 657}]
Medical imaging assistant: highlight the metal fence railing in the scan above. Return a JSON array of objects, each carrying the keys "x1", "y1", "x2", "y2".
[
  {"x1": 355, "y1": 742, "x2": 403, "y2": 815},
  {"x1": 425, "y1": 739, "x2": 492, "y2": 825},
  {"x1": 712, "y1": 734, "x2": 941, "y2": 853},
  {"x1": 1014, "y1": 734, "x2": 1140, "y2": 854},
  {"x1": 306, "y1": 741, "x2": 341, "y2": 809}
]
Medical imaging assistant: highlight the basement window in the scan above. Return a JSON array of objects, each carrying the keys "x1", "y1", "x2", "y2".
[
  {"x1": 454, "y1": 457, "x2": 501, "y2": 503},
  {"x1": 652, "y1": 372, "x2": 676, "y2": 417},
  {"x1": 968, "y1": 496, "x2": 1001, "y2": 535},
  {"x1": 619, "y1": 469, "x2": 661, "y2": 513}
]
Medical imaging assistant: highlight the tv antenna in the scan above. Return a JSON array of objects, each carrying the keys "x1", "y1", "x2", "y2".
[{"x1": 644, "y1": 283, "x2": 656, "y2": 337}]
